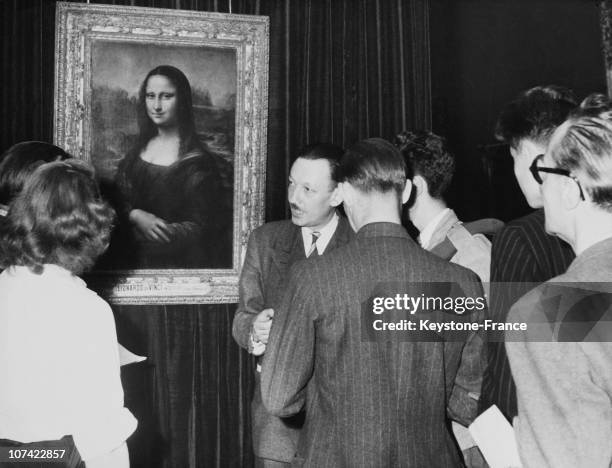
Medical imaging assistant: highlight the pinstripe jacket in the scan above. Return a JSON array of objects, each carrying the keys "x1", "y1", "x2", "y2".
[
  {"x1": 232, "y1": 216, "x2": 354, "y2": 462},
  {"x1": 261, "y1": 222, "x2": 485, "y2": 467},
  {"x1": 481, "y1": 209, "x2": 574, "y2": 420}
]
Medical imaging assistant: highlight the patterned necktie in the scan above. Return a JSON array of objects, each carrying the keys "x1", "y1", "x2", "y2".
[{"x1": 307, "y1": 231, "x2": 321, "y2": 257}]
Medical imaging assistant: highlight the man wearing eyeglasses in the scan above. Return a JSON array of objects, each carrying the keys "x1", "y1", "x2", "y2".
[
  {"x1": 505, "y1": 94, "x2": 612, "y2": 468},
  {"x1": 480, "y1": 86, "x2": 577, "y2": 421}
]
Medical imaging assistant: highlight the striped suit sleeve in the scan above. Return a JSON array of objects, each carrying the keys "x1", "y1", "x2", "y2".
[
  {"x1": 482, "y1": 224, "x2": 534, "y2": 419},
  {"x1": 260, "y1": 263, "x2": 315, "y2": 417},
  {"x1": 232, "y1": 228, "x2": 265, "y2": 350}
]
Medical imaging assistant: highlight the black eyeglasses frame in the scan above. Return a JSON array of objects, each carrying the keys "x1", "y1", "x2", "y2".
[{"x1": 529, "y1": 154, "x2": 585, "y2": 200}]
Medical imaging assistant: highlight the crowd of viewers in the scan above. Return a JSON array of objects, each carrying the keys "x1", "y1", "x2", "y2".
[{"x1": 0, "y1": 84, "x2": 611, "y2": 468}]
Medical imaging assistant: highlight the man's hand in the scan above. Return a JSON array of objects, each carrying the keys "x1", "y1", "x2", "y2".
[{"x1": 252, "y1": 308, "x2": 275, "y2": 344}]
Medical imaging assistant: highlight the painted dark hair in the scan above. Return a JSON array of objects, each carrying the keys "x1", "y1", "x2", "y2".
[
  {"x1": 0, "y1": 141, "x2": 70, "y2": 205},
  {"x1": 137, "y1": 65, "x2": 200, "y2": 157},
  {"x1": 0, "y1": 159, "x2": 115, "y2": 274}
]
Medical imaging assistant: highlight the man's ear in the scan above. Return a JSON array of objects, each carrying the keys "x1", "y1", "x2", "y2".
[
  {"x1": 562, "y1": 177, "x2": 583, "y2": 210},
  {"x1": 412, "y1": 174, "x2": 428, "y2": 197},
  {"x1": 338, "y1": 182, "x2": 354, "y2": 206},
  {"x1": 402, "y1": 179, "x2": 413, "y2": 205},
  {"x1": 330, "y1": 184, "x2": 343, "y2": 207}
]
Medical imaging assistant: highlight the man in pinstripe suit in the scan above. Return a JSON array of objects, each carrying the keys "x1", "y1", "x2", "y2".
[
  {"x1": 261, "y1": 138, "x2": 485, "y2": 467},
  {"x1": 480, "y1": 86, "x2": 576, "y2": 420},
  {"x1": 232, "y1": 144, "x2": 354, "y2": 467}
]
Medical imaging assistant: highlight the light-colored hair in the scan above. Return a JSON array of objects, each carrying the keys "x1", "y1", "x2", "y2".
[{"x1": 550, "y1": 93, "x2": 612, "y2": 211}]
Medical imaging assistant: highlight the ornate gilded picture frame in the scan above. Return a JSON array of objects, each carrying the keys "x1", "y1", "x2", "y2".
[{"x1": 54, "y1": 2, "x2": 268, "y2": 304}]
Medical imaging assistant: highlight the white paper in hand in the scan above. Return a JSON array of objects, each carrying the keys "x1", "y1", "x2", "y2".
[{"x1": 468, "y1": 405, "x2": 522, "y2": 468}]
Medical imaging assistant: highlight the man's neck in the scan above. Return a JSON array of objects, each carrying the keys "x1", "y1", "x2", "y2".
[
  {"x1": 353, "y1": 195, "x2": 402, "y2": 231},
  {"x1": 412, "y1": 197, "x2": 447, "y2": 232},
  {"x1": 573, "y1": 211, "x2": 612, "y2": 255}
]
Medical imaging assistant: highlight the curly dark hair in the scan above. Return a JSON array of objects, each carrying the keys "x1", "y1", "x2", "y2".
[
  {"x1": 495, "y1": 85, "x2": 577, "y2": 149},
  {"x1": 395, "y1": 130, "x2": 454, "y2": 200},
  {"x1": 0, "y1": 160, "x2": 115, "y2": 275},
  {"x1": 0, "y1": 141, "x2": 70, "y2": 205}
]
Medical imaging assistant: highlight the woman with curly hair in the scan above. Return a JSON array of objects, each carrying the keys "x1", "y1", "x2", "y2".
[{"x1": 0, "y1": 160, "x2": 136, "y2": 467}]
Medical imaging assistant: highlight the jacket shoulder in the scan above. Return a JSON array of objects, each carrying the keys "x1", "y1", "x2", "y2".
[
  {"x1": 498, "y1": 210, "x2": 544, "y2": 236},
  {"x1": 250, "y1": 220, "x2": 298, "y2": 245}
]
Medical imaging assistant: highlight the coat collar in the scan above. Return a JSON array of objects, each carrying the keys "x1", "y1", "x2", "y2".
[
  {"x1": 356, "y1": 221, "x2": 411, "y2": 240},
  {"x1": 427, "y1": 209, "x2": 459, "y2": 249}
]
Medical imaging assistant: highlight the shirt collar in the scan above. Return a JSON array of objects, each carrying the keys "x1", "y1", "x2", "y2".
[
  {"x1": 8, "y1": 264, "x2": 85, "y2": 287},
  {"x1": 301, "y1": 212, "x2": 339, "y2": 256},
  {"x1": 418, "y1": 208, "x2": 451, "y2": 249}
]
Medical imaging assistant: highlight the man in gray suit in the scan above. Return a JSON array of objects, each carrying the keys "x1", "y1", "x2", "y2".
[
  {"x1": 507, "y1": 94, "x2": 612, "y2": 467},
  {"x1": 261, "y1": 138, "x2": 485, "y2": 467},
  {"x1": 232, "y1": 143, "x2": 354, "y2": 467}
]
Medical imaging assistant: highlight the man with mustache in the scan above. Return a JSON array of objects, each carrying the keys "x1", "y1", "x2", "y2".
[
  {"x1": 232, "y1": 143, "x2": 353, "y2": 467},
  {"x1": 261, "y1": 138, "x2": 485, "y2": 467}
]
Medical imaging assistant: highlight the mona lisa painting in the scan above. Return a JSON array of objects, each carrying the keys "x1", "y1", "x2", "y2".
[{"x1": 54, "y1": 2, "x2": 269, "y2": 304}]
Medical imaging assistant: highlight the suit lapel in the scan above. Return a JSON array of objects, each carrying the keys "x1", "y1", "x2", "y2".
[
  {"x1": 325, "y1": 216, "x2": 354, "y2": 253},
  {"x1": 270, "y1": 223, "x2": 303, "y2": 274}
]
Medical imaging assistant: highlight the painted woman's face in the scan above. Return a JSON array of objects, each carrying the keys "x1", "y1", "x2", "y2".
[{"x1": 145, "y1": 75, "x2": 178, "y2": 128}]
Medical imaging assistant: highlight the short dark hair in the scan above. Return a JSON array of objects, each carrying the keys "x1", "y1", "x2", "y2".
[
  {"x1": 295, "y1": 143, "x2": 345, "y2": 183},
  {"x1": 339, "y1": 138, "x2": 406, "y2": 194},
  {"x1": 495, "y1": 85, "x2": 577, "y2": 149},
  {"x1": 395, "y1": 130, "x2": 454, "y2": 199},
  {"x1": 0, "y1": 160, "x2": 115, "y2": 274},
  {"x1": 0, "y1": 141, "x2": 70, "y2": 205},
  {"x1": 550, "y1": 93, "x2": 612, "y2": 212}
]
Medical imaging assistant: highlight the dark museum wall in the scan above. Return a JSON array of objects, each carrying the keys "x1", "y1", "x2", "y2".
[
  {"x1": 430, "y1": 0, "x2": 606, "y2": 222},
  {"x1": 0, "y1": 1, "x2": 608, "y2": 467}
]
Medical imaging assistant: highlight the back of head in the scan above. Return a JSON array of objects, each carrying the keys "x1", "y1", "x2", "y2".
[
  {"x1": 395, "y1": 130, "x2": 454, "y2": 200},
  {"x1": 0, "y1": 141, "x2": 70, "y2": 205},
  {"x1": 0, "y1": 159, "x2": 115, "y2": 275},
  {"x1": 549, "y1": 93, "x2": 612, "y2": 212},
  {"x1": 296, "y1": 143, "x2": 344, "y2": 183},
  {"x1": 495, "y1": 85, "x2": 577, "y2": 149},
  {"x1": 339, "y1": 138, "x2": 406, "y2": 194}
]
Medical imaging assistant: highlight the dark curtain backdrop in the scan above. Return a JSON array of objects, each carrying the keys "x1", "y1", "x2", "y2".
[{"x1": 0, "y1": 0, "x2": 430, "y2": 466}]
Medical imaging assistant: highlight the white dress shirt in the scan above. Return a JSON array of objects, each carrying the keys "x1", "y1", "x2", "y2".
[
  {"x1": 300, "y1": 212, "x2": 339, "y2": 256},
  {"x1": 0, "y1": 265, "x2": 136, "y2": 461},
  {"x1": 418, "y1": 207, "x2": 451, "y2": 249}
]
